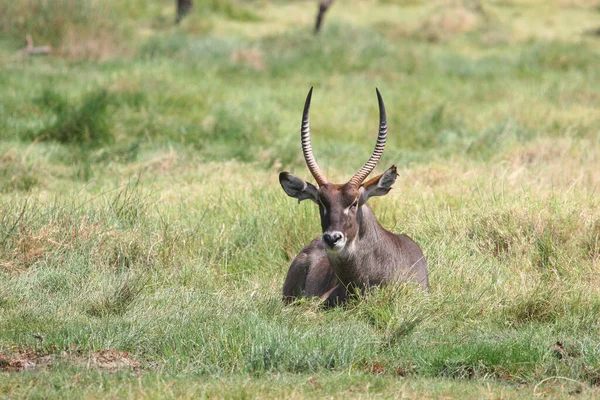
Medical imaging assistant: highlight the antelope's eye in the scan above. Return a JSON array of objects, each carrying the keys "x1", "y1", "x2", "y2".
[{"x1": 350, "y1": 199, "x2": 358, "y2": 209}]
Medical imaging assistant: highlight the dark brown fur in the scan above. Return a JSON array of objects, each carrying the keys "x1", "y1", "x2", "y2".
[{"x1": 280, "y1": 170, "x2": 429, "y2": 306}]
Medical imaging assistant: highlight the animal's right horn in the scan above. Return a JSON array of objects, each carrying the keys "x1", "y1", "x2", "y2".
[
  {"x1": 348, "y1": 88, "x2": 387, "y2": 187},
  {"x1": 301, "y1": 87, "x2": 329, "y2": 186}
]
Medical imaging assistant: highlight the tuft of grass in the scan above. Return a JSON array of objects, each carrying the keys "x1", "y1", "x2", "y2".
[
  {"x1": 34, "y1": 89, "x2": 114, "y2": 147},
  {"x1": 199, "y1": 100, "x2": 279, "y2": 162},
  {"x1": 85, "y1": 274, "x2": 146, "y2": 318},
  {"x1": 502, "y1": 285, "x2": 561, "y2": 325},
  {"x1": 0, "y1": 152, "x2": 39, "y2": 193},
  {"x1": 109, "y1": 175, "x2": 150, "y2": 228}
]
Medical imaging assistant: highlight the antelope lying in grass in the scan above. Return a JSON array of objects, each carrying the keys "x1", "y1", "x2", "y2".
[{"x1": 279, "y1": 88, "x2": 429, "y2": 306}]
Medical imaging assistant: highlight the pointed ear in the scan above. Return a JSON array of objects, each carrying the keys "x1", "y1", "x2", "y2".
[
  {"x1": 279, "y1": 172, "x2": 319, "y2": 204},
  {"x1": 359, "y1": 165, "x2": 398, "y2": 204}
]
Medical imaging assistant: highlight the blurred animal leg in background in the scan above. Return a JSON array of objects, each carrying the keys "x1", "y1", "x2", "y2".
[
  {"x1": 315, "y1": 0, "x2": 335, "y2": 34},
  {"x1": 176, "y1": 0, "x2": 193, "y2": 24}
]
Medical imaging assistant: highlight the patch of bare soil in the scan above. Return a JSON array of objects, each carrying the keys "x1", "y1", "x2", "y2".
[
  {"x1": 0, "y1": 346, "x2": 53, "y2": 372},
  {"x1": 0, "y1": 346, "x2": 141, "y2": 373},
  {"x1": 415, "y1": 2, "x2": 485, "y2": 42},
  {"x1": 84, "y1": 349, "x2": 141, "y2": 372},
  {"x1": 231, "y1": 48, "x2": 265, "y2": 71}
]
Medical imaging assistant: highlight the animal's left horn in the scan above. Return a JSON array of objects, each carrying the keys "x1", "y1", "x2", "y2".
[
  {"x1": 349, "y1": 88, "x2": 388, "y2": 187},
  {"x1": 301, "y1": 87, "x2": 329, "y2": 186}
]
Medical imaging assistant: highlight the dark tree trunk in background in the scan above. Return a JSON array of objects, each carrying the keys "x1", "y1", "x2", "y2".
[
  {"x1": 315, "y1": 0, "x2": 335, "y2": 34},
  {"x1": 176, "y1": 0, "x2": 193, "y2": 24}
]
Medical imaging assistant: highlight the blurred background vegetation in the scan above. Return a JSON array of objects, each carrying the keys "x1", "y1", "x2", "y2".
[{"x1": 1, "y1": 0, "x2": 598, "y2": 174}]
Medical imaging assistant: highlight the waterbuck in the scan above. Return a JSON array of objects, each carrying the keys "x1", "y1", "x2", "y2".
[{"x1": 279, "y1": 88, "x2": 429, "y2": 305}]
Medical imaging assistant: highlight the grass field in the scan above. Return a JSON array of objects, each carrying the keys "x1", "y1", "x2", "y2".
[{"x1": 1, "y1": 0, "x2": 600, "y2": 398}]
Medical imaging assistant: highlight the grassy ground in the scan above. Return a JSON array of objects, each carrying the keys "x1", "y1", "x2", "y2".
[{"x1": 1, "y1": 0, "x2": 600, "y2": 398}]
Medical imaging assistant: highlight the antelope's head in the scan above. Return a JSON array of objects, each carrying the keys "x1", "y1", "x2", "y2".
[{"x1": 279, "y1": 88, "x2": 398, "y2": 253}]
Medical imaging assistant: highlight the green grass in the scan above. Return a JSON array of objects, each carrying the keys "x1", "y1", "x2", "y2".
[{"x1": 1, "y1": 0, "x2": 600, "y2": 398}]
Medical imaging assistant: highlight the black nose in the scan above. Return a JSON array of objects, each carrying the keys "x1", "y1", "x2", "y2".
[{"x1": 323, "y1": 232, "x2": 342, "y2": 248}]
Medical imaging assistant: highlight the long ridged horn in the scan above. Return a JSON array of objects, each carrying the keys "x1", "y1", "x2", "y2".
[
  {"x1": 349, "y1": 88, "x2": 387, "y2": 187},
  {"x1": 301, "y1": 87, "x2": 329, "y2": 186}
]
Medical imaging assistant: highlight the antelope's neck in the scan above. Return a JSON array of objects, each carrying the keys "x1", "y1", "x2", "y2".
[{"x1": 326, "y1": 205, "x2": 388, "y2": 286}]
